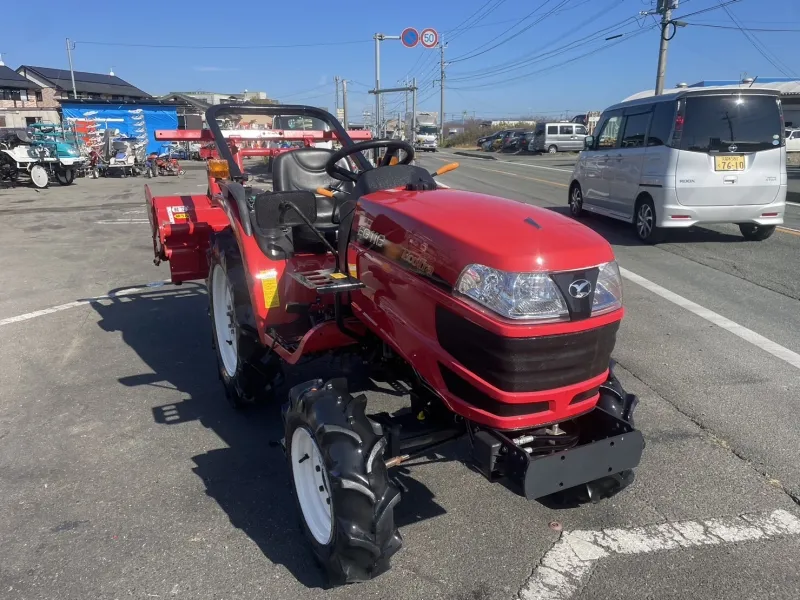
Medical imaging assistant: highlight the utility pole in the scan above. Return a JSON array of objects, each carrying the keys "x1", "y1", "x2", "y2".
[
  {"x1": 439, "y1": 42, "x2": 447, "y2": 144},
  {"x1": 65, "y1": 38, "x2": 78, "y2": 99},
  {"x1": 412, "y1": 77, "x2": 417, "y2": 137},
  {"x1": 334, "y1": 76, "x2": 340, "y2": 114},
  {"x1": 651, "y1": 1, "x2": 686, "y2": 95},
  {"x1": 342, "y1": 79, "x2": 349, "y2": 129}
]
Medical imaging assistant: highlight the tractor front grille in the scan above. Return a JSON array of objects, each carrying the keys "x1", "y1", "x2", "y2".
[{"x1": 435, "y1": 306, "x2": 618, "y2": 393}]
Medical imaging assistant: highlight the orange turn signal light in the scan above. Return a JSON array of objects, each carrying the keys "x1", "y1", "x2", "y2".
[
  {"x1": 433, "y1": 162, "x2": 459, "y2": 177},
  {"x1": 207, "y1": 159, "x2": 230, "y2": 179}
]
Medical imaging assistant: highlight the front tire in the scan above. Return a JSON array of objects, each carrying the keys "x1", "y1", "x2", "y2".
[
  {"x1": 208, "y1": 233, "x2": 278, "y2": 408},
  {"x1": 284, "y1": 379, "x2": 402, "y2": 585},
  {"x1": 635, "y1": 197, "x2": 663, "y2": 244},
  {"x1": 569, "y1": 183, "x2": 584, "y2": 218},
  {"x1": 547, "y1": 145, "x2": 558, "y2": 154},
  {"x1": 30, "y1": 164, "x2": 49, "y2": 188},
  {"x1": 739, "y1": 223, "x2": 776, "y2": 241}
]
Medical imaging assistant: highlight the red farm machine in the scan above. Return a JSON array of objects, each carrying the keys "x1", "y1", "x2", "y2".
[{"x1": 145, "y1": 104, "x2": 644, "y2": 585}]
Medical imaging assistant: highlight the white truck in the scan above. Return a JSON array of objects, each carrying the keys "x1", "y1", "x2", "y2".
[{"x1": 404, "y1": 111, "x2": 439, "y2": 152}]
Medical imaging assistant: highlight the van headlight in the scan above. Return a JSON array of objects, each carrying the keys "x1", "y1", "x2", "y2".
[
  {"x1": 455, "y1": 261, "x2": 623, "y2": 320},
  {"x1": 456, "y1": 264, "x2": 568, "y2": 320},
  {"x1": 592, "y1": 261, "x2": 623, "y2": 314}
]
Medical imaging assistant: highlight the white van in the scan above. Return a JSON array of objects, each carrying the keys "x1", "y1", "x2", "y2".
[{"x1": 568, "y1": 88, "x2": 787, "y2": 242}]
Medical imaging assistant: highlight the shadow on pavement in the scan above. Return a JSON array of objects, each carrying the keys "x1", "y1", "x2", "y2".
[
  {"x1": 544, "y1": 205, "x2": 745, "y2": 246},
  {"x1": 89, "y1": 283, "x2": 444, "y2": 589}
]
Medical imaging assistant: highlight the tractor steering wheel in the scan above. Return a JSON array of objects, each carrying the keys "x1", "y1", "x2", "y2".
[{"x1": 325, "y1": 139, "x2": 415, "y2": 183}]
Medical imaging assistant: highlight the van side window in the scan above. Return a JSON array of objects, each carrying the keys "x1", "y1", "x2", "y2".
[
  {"x1": 621, "y1": 112, "x2": 650, "y2": 148},
  {"x1": 597, "y1": 115, "x2": 622, "y2": 148},
  {"x1": 647, "y1": 101, "x2": 675, "y2": 147},
  {"x1": 559, "y1": 125, "x2": 573, "y2": 135},
  {"x1": 575, "y1": 125, "x2": 587, "y2": 135},
  {"x1": 547, "y1": 125, "x2": 558, "y2": 135}
]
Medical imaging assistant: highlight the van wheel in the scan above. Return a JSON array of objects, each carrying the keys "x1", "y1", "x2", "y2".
[
  {"x1": 635, "y1": 198, "x2": 663, "y2": 244},
  {"x1": 569, "y1": 183, "x2": 584, "y2": 218},
  {"x1": 739, "y1": 223, "x2": 776, "y2": 241},
  {"x1": 547, "y1": 145, "x2": 558, "y2": 154}
]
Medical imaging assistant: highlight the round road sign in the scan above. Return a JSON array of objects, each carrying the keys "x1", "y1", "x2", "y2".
[
  {"x1": 401, "y1": 27, "x2": 419, "y2": 48},
  {"x1": 421, "y1": 28, "x2": 438, "y2": 49}
]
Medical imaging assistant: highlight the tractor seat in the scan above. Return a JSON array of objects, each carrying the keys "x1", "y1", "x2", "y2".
[
  {"x1": 272, "y1": 147, "x2": 354, "y2": 253},
  {"x1": 272, "y1": 148, "x2": 354, "y2": 227}
]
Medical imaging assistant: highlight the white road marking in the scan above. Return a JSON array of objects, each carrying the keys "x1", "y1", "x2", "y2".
[
  {"x1": 519, "y1": 508, "x2": 800, "y2": 600},
  {"x1": 0, "y1": 282, "x2": 168, "y2": 327},
  {"x1": 620, "y1": 266, "x2": 800, "y2": 370}
]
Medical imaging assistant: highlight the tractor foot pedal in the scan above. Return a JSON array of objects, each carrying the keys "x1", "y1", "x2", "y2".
[{"x1": 290, "y1": 269, "x2": 365, "y2": 294}]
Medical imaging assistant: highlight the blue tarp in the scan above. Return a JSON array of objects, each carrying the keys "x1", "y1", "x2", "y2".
[{"x1": 61, "y1": 103, "x2": 178, "y2": 155}]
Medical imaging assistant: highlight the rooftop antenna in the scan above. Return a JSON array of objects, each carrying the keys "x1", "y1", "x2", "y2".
[{"x1": 109, "y1": 66, "x2": 115, "y2": 76}]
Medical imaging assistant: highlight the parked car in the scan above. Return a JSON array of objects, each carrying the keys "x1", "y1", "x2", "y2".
[
  {"x1": 529, "y1": 122, "x2": 588, "y2": 153},
  {"x1": 480, "y1": 130, "x2": 509, "y2": 151},
  {"x1": 786, "y1": 128, "x2": 800, "y2": 152},
  {"x1": 568, "y1": 88, "x2": 787, "y2": 243},
  {"x1": 501, "y1": 129, "x2": 527, "y2": 151},
  {"x1": 516, "y1": 131, "x2": 536, "y2": 152}
]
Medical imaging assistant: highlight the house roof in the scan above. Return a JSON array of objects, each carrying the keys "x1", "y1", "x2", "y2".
[
  {"x1": 0, "y1": 65, "x2": 39, "y2": 90},
  {"x1": 18, "y1": 66, "x2": 150, "y2": 98}
]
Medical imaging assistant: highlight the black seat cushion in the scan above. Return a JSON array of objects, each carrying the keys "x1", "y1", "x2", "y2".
[{"x1": 272, "y1": 148, "x2": 353, "y2": 227}]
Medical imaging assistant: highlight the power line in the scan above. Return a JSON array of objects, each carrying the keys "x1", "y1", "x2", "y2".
[
  {"x1": 450, "y1": 0, "x2": 571, "y2": 63},
  {"x1": 75, "y1": 39, "x2": 371, "y2": 50},
  {"x1": 449, "y1": 24, "x2": 655, "y2": 91},
  {"x1": 717, "y1": 2, "x2": 797, "y2": 78},
  {"x1": 687, "y1": 23, "x2": 800, "y2": 32}
]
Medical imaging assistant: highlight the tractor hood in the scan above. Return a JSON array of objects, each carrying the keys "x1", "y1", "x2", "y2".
[{"x1": 355, "y1": 188, "x2": 615, "y2": 287}]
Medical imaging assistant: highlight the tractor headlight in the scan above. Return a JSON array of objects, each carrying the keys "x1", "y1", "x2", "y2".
[
  {"x1": 456, "y1": 264, "x2": 568, "y2": 321},
  {"x1": 592, "y1": 261, "x2": 623, "y2": 315}
]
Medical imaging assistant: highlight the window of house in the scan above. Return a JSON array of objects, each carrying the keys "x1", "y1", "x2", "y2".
[
  {"x1": 0, "y1": 116, "x2": 6, "y2": 127},
  {"x1": 35, "y1": 90, "x2": 43, "y2": 102}
]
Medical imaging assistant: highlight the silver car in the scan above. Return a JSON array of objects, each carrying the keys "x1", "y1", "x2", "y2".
[
  {"x1": 568, "y1": 88, "x2": 787, "y2": 242},
  {"x1": 529, "y1": 122, "x2": 588, "y2": 153}
]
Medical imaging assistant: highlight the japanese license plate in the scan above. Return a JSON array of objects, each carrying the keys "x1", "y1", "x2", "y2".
[{"x1": 714, "y1": 155, "x2": 745, "y2": 171}]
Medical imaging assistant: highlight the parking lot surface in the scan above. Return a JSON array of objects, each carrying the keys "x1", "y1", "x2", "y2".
[{"x1": 1, "y1": 160, "x2": 799, "y2": 600}]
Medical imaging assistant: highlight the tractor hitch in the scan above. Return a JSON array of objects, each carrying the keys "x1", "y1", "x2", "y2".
[{"x1": 470, "y1": 385, "x2": 645, "y2": 501}]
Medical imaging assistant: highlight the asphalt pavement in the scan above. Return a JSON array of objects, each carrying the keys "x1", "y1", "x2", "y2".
[{"x1": 1, "y1": 159, "x2": 799, "y2": 600}]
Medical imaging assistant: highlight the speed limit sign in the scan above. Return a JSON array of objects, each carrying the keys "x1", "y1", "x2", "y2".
[{"x1": 420, "y1": 28, "x2": 439, "y2": 49}]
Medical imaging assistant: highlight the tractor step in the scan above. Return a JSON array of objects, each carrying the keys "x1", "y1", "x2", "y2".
[{"x1": 290, "y1": 269, "x2": 365, "y2": 294}]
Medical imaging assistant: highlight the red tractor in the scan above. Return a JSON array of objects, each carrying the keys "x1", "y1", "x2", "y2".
[{"x1": 146, "y1": 104, "x2": 644, "y2": 585}]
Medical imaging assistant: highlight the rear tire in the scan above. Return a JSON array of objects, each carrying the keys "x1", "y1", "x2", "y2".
[
  {"x1": 56, "y1": 168, "x2": 75, "y2": 186},
  {"x1": 284, "y1": 379, "x2": 402, "y2": 585},
  {"x1": 739, "y1": 223, "x2": 776, "y2": 241},
  {"x1": 548, "y1": 145, "x2": 557, "y2": 154},
  {"x1": 208, "y1": 232, "x2": 279, "y2": 408},
  {"x1": 634, "y1": 197, "x2": 663, "y2": 244}
]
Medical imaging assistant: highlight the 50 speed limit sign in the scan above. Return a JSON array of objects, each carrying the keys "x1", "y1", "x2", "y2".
[{"x1": 420, "y1": 28, "x2": 438, "y2": 49}]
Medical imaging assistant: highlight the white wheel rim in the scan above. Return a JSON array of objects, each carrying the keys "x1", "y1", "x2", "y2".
[
  {"x1": 211, "y1": 264, "x2": 238, "y2": 378},
  {"x1": 31, "y1": 165, "x2": 48, "y2": 187},
  {"x1": 571, "y1": 188, "x2": 581, "y2": 213},
  {"x1": 637, "y1": 204, "x2": 653, "y2": 238},
  {"x1": 291, "y1": 427, "x2": 333, "y2": 544}
]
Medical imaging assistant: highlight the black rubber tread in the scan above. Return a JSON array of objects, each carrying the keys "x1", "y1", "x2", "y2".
[
  {"x1": 284, "y1": 378, "x2": 402, "y2": 585},
  {"x1": 739, "y1": 223, "x2": 776, "y2": 241},
  {"x1": 207, "y1": 231, "x2": 274, "y2": 408}
]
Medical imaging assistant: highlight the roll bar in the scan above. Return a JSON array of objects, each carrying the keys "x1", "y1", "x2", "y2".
[{"x1": 204, "y1": 104, "x2": 373, "y2": 179}]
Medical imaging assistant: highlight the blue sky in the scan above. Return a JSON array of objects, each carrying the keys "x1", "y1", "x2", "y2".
[{"x1": 2, "y1": 0, "x2": 797, "y2": 121}]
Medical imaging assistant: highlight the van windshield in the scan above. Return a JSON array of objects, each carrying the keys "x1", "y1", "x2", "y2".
[{"x1": 679, "y1": 94, "x2": 782, "y2": 153}]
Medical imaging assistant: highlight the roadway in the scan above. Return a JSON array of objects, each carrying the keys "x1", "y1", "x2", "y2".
[{"x1": 0, "y1": 159, "x2": 799, "y2": 600}]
